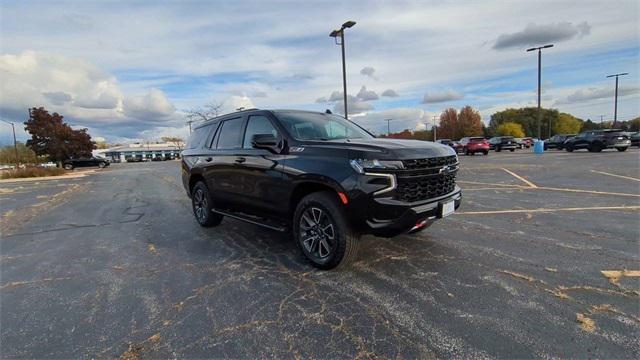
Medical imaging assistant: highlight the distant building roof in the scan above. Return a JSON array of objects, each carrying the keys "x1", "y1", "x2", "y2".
[{"x1": 103, "y1": 142, "x2": 182, "y2": 153}]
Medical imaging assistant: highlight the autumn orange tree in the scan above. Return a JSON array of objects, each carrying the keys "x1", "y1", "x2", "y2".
[
  {"x1": 437, "y1": 106, "x2": 484, "y2": 140},
  {"x1": 24, "y1": 107, "x2": 95, "y2": 165}
]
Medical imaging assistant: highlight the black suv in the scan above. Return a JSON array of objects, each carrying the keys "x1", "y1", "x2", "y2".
[
  {"x1": 488, "y1": 136, "x2": 517, "y2": 152},
  {"x1": 563, "y1": 129, "x2": 631, "y2": 152},
  {"x1": 181, "y1": 109, "x2": 461, "y2": 269},
  {"x1": 544, "y1": 134, "x2": 575, "y2": 150}
]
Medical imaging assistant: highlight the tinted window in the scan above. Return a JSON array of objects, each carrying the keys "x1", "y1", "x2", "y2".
[
  {"x1": 186, "y1": 124, "x2": 213, "y2": 149},
  {"x1": 216, "y1": 118, "x2": 244, "y2": 149},
  {"x1": 275, "y1": 111, "x2": 372, "y2": 141},
  {"x1": 243, "y1": 115, "x2": 279, "y2": 148}
]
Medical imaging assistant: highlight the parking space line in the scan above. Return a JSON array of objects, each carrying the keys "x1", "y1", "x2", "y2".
[
  {"x1": 457, "y1": 180, "x2": 528, "y2": 188},
  {"x1": 537, "y1": 186, "x2": 640, "y2": 198},
  {"x1": 590, "y1": 170, "x2": 640, "y2": 182},
  {"x1": 502, "y1": 168, "x2": 538, "y2": 188},
  {"x1": 456, "y1": 205, "x2": 640, "y2": 215}
]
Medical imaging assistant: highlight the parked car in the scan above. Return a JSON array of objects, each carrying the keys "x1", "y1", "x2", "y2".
[
  {"x1": 630, "y1": 132, "x2": 639, "y2": 147},
  {"x1": 563, "y1": 129, "x2": 631, "y2": 152},
  {"x1": 514, "y1": 138, "x2": 527, "y2": 149},
  {"x1": 544, "y1": 134, "x2": 576, "y2": 150},
  {"x1": 488, "y1": 136, "x2": 517, "y2": 152},
  {"x1": 182, "y1": 109, "x2": 461, "y2": 269},
  {"x1": 62, "y1": 156, "x2": 110, "y2": 170},
  {"x1": 522, "y1": 137, "x2": 533, "y2": 148},
  {"x1": 436, "y1": 139, "x2": 463, "y2": 153},
  {"x1": 459, "y1": 137, "x2": 490, "y2": 155},
  {"x1": 151, "y1": 156, "x2": 163, "y2": 161}
]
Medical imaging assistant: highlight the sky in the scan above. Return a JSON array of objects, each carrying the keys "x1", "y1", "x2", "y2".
[{"x1": 1, "y1": 0, "x2": 638, "y2": 144}]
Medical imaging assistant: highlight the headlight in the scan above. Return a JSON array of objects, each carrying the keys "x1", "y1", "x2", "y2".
[{"x1": 349, "y1": 159, "x2": 404, "y2": 174}]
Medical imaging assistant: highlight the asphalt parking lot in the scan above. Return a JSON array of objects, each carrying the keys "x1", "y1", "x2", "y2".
[{"x1": 1, "y1": 149, "x2": 639, "y2": 358}]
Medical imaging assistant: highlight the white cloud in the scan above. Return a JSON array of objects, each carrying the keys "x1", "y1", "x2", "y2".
[
  {"x1": 360, "y1": 66, "x2": 378, "y2": 80},
  {"x1": 333, "y1": 95, "x2": 373, "y2": 116},
  {"x1": 356, "y1": 86, "x2": 379, "y2": 101},
  {"x1": 381, "y1": 89, "x2": 399, "y2": 97},
  {"x1": 558, "y1": 85, "x2": 640, "y2": 104},
  {"x1": 494, "y1": 22, "x2": 591, "y2": 50},
  {"x1": 422, "y1": 90, "x2": 464, "y2": 104},
  {"x1": 123, "y1": 88, "x2": 175, "y2": 119}
]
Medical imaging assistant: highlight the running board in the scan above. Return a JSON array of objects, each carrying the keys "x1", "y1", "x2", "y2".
[{"x1": 211, "y1": 209, "x2": 289, "y2": 232}]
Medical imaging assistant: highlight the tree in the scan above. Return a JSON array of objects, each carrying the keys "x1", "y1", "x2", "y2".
[
  {"x1": 185, "y1": 101, "x2": 224, "y2": 123},
  {"x1": 161, "y1": 136, "x2": 185, "y2": 152},
  {"x1": 581, "y1": 119, "x2": 602, "y2": 132},
  {"x1": 24, "y1": 107, "x2": 95, "y2": 165},
  {"x1": 554, "y1": 113, "x2": 582, "y2": 134},
  {"x1": 489, "y1": 107, "x2": 562, "y2": 137},
  {"x1": 457, "y1": 106, "x2": 484, "y2": 138},
  {"x1": 437, "y1": 108, "x2": 458, "y2": 139},
  {"x1": 496, "y1": 122, "x2": 525, "y2": 137}
]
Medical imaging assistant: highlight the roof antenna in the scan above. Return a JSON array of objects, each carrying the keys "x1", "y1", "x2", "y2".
[{"x1": 325, "y1": 109, "x2": 332, "y2": 114}]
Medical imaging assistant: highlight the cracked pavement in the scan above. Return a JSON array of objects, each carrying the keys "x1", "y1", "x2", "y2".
[{"x1": 1, "y1": 149, "x2": 639, "y2": 358}]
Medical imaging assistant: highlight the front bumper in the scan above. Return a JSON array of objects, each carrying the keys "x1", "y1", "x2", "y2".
[
  {"x1": 606, "y1": 139, "x2": 631, "y2": 148},
  {"x1": 358, "y1": 186, "x2": 462, "y2": 238}
]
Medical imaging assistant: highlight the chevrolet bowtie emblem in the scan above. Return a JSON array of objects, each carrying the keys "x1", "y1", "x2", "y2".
[{"x1": 439, "y1": 165, "x2": 454, "y2": 174}]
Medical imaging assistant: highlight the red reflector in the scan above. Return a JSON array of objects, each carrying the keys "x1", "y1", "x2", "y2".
[
  {"x1": 415, "y1": 220, "x2": 427, "y2": 228},
  {"x1": 338, "y1": 192, "x2": 349, "y2": 205}
]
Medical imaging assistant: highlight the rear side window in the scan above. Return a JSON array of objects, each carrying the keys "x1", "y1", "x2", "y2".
[
  {"x1": 186, "y1": 124, "x2": 213, "y2": 149},
  {"x1": 243, "y1": 115, "x2": 279, "y2": 148},
  {"x1": 216, "y1": 117, "x2": 244, "y2": 149}
]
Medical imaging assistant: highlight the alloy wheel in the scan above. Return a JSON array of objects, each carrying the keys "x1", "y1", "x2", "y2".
[
  {"x1": 299, "y1": 207, "x2": 335, "y2": 260},
  {"x1": 193, "y1": 188, "x2": 208, "y2": 222}
]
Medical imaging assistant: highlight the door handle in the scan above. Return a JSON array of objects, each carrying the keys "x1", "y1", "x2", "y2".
[
  {"x1": 205, "y1": 157, "x2": 212, "y2": 162},
  {"x1": 235, "y1": 157, "x2": 246, "y2": 164}
]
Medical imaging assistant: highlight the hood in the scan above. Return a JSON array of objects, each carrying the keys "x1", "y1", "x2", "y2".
[{"x1": 301, "y1": 138, "x2": 456, "y2": 159}]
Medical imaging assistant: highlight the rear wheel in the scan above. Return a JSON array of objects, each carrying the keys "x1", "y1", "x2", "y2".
[
  {"x1": 616, "y1": 147, "x2": 628, "y2": 152},
  {"x1": 98, "y1": 162, "x2": 106, "y2": 168},
  {"x1": 294, "y1": 191, "x2": 359, "y2": 270},
  {"x1": 589, "y1": 143, "x2": 602, "y2": 152},
  {"x1": 483, "y1": 150, "x2": 488, "y2": 155},
  {"x1": 191, "y1": 181, "x2": 223, "y2": 227},
  {"x1": 509, "y1": 148, "x2": 515, "y2": 152},
  {"x1": 565, "y1": 145, "x2": 574, "y2": 152},
  {"x1": 63, "y1": 163, "x2": 74, "y2": 170},
  {"x1": 495, "y1": 147, "x2": 501, "y2": 152}
]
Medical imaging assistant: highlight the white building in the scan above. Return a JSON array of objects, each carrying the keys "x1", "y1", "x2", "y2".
[{"x1": 99, "y1": 142, "x2": 183, "y2": 162}]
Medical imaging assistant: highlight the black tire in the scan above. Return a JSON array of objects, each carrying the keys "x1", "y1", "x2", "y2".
[
  {"x1": 510, "y1": 148, "x2": 515, "y2": 152},
  {"x1": 63, "y1": 163, "x2": 74, "y2": 170},
  {"x1": 483, "y1": 150, "x2": 488, "y2": 155},
  {"x1": 191, "y1": 181, "x2": 223, "y2": 227},
  {"x1": 293, "y1": 191, "x2": 359, "y2": 270},
  {"x1": 466, "y1": 150, "x2": 472, "y2": 156},
  {"x1": 565, "y1": 145, "x2": 574, "y2": 152},
  {"x1": 590, "y1": 143, "x2": 602, "y2": 152},
  {"x1": 496, "y1": 147, "x2": 501, "y2": 152},
  {"x1": 98, "y1": 162, "x2": 106, "y2": 168},
  {"x1": 616, "y1": 147, "x2": 628, "y2": 152}
]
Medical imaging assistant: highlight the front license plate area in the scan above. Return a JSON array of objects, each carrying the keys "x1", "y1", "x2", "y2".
[{"x1": 441, "y1": 200, "x2": 455, "y2": 218}]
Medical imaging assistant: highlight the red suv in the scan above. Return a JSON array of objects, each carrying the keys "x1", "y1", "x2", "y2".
[{"x1": 459, "y1": 137, "x2": 490, "y2": 155}]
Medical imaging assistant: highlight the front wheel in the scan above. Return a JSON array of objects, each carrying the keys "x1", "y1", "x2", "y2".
[
  {"x1": 616, "y1": 147, "x2": 628, "y2": 152},
  {"x1": 510, "y1": 148, "x2": 515, "y2": 152},
  {"x1": 63, "y1": 163, "x2": 74, "y2": 170},
  {"x1": 98, "y1": 162, "x2": 106, "y2": 168},
  {"x1": 294, "y1": 192, "x2": 359, "y2": 270},
  {"x1": 565, "y1": 145, "x2": 574, "y2": 152},
  {"x1": 191, "y1": 181, "x2": 223, "y2": 227},
  {"x1": 483, "y1": 150, "x2": 488, "y2": 155}
]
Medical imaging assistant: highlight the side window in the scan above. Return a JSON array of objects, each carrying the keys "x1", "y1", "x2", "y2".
[
  {"x1": 186, "y1": 124, "x2": 213, "y2": 149},
  {"x1": 216, "y1": 118, "x2": 244, "y2": 149},
  {"x1": 243, "y1": 115, "x2": 279, "y2": 148},
  {"x1": 204, "y1": 122, "x2": 221, "y2": 148}
]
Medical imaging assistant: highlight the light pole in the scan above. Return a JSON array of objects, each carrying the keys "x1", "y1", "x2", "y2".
[
  {"x1": 1, "y1": 119, "x2": 19, "y2": 167},
  {"x1": 606, "y1": 72, "x2": 629, "y2": 127},
  {"x1": 385, "y1": 118, "x2": 394, "y2": 135},
  {"x1": 330, "y1": 20, "x2": 356, "y2": 119},
  {"x1": 186, "y1": 120, "x2": 194, "y2": 134},
  {"x1": 432, "y1": 115, "x2": 438, "y2": 141},
  {"x1": 526, "y1": 44, "x2": 553, "y2": 140}
]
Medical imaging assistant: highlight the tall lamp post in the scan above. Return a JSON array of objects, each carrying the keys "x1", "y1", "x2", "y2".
[
  {"x1": 384, "y1": 118, "x2": 394, "y2": 135},
  {"x1": 1, "y1": 119, "x2": 19, "y2": 167},
  {"x1": 330, "y1": 20, "x2": 356, "y2": 119},
  {"x1": 526, "y1": 44, "x2": 553, "y2": 140},
  {"x1": 606, "y1": 72, "x2": 629, "y2": 127}
]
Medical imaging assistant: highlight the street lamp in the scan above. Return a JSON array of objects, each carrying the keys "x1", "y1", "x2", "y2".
[
  {"x1": 330, "y1": 20, "x2": 356, "y2": 119},
  {"x1": 0, "y1": 118, "x2": 19, "y2": 167},
  {"x1": 606, "y1": 72, "x2": 629, "y2": 127},
  {"x1": 384, "y1": 118, "x2": 394, "y2": 135},
  {"x1": 526, "y1": 44, "x2": 554, "y2": 139}
]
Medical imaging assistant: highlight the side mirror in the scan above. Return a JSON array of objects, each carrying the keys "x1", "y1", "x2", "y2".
[{"x1": 251, "y1": 134, "x2": 282, "y2": 153}]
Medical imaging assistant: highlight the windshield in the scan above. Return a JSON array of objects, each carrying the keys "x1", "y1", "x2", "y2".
[{"x1": 274, "y1": 111, "x2": 373, "y2": 141}]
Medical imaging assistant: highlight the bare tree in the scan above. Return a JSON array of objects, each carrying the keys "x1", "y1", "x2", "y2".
[
  {"x1": 161, "y1": 137, "x2": 185, "y2": 152},
  {"x1": 185, "y1": 100, "x2": 224, "y2": 123}
]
